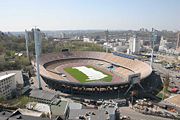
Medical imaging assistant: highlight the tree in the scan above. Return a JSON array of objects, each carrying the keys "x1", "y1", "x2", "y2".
[
  {"x1": 164, "y1": 74, "x2": 170, "y2": 90},
  {"x1": 0, "y1": 97, "x2": 4, "y2": 103},
  {"x1": 0, "y1": 44, "x2": 4, "y2": 53},
  {"x1": 162, "y1": 73, "x2": 170, "y2": 100},
  {"x1": 5, "y1": 50, "x2": 15, "y2": 57}
]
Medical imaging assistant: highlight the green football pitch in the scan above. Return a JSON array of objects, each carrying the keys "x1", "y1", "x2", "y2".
[{"x1": 64, "y1": 66, "x2": 112, "y2": 83}]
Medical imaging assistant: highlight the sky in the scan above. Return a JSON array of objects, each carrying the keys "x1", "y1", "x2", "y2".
[{"x1": 0, "y1": 0, "x2": 180, "y2": 32}]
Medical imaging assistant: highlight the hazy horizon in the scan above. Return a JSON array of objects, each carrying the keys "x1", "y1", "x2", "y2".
[
  {"x1": 1, "y1": 0, "x2": 180, "y2": 32},
  {"x1": 3, "y1": 29, "x2": 179, "y2": 33}
]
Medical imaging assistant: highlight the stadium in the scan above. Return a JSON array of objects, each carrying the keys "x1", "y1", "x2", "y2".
[{"x1": 38, "y1": 51, "x2": 152, "y2": 94}]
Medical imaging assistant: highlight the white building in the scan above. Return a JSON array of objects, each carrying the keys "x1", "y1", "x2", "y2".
[
  {"x1": 129, "y1": 36, "x2": 140, "y2": 54},
  {"x1": 113, "y1": 46, "x2": 128, "y2": 52},
  {"x1": 0, "y1": 73, "x2": 16, "y2": 99},
  {"x1": 159, "y1": 36, "x2": 175, "y2": 53},
  {"x1": 159, "y1": 36, "x2": 167, "y2": 46},
  {"x1": 83, "y1": 37, "x2": 95, "y2": 43},
  {"x1": 60, "y1": 32, "x2": 65, "y2": 38},
  {"x1": 83, "y1": 37, "x2": 90, "y2": 42}
]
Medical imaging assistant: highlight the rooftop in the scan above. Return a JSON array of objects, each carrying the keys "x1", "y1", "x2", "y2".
[
  {"x1": 0, "y1": 73, "x2": 16, "y2": 81},
  {"x1": 69, "y1": 102, "x2": 82, "y2": 110},
  {"x1": 29, "y1": 89, "x2": 57, "y2": 101},
  {"x1": 50, "y1": 101, "x2": 69, "y2": 116},
  {"x1": 0, "y1": 70, "x2": 23, "y2": 85},
  {"x1": 0, "y1": 111, "x2": 51, "y2": 120},
  {"x1": 165, "y1": 94, "x2": 180, "y2": 107},
  {"x1": 68, "y1": 109, "x2": 111, "y2": 120},
  {"x1": 26, "y1": 102, "x2": 51, "y2": 114},
  {"x1": 14, "y1": 108, "x2": 42, "y2": 117}
]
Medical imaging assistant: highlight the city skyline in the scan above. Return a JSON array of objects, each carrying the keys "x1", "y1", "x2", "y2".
[{"x1": 1, "y1": 0, "x2": 180, "y2": 32}]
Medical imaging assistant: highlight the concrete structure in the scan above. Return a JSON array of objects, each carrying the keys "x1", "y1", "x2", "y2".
[
  {"x1": 0, "y1": 73, "x2": 16, "y2": 99},
  {"x1": 129, "y1": 36, "x2": 140, "y2": 54},
  {"x1": 34, "y1": 28, "x2": 42, "y2": 89}
]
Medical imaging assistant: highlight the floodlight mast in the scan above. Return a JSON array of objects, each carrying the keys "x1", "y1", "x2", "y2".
[
  {"x1": 25, "y1": 30, "x2": 29, "y2": 60},
  {"x1": 34, "y1": 28, "x2": 42, "y2": 90}
]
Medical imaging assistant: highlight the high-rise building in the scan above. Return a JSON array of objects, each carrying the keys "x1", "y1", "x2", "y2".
[
  {"x1": 129, "y1": 35, "x2": 140, "y2": 54},
  {"x1": 61, "y1": 32, "x2": 65, "y2": 38},
  {"x1": 105, "y1": 30, "x2": 109, "y2": 53},
  {"x1": 176, "y1": 32, "x2": 180, "y2": 50}
]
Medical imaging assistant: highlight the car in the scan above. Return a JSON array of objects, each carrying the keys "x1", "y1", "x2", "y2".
[
  {"x1": 62, "y1": 74, "x2": 66, "y2": 77},
  {"x1": 176, "y1": 75, "x2": 180, "y2": 79},
  {"x1": 31, "y1": 82, "x2": 34, "y2": 84},
  {"x1": 30, "y1": 78, "x2": 33, "y2": 82},
  {"x1": 171, "y1": 87, "x2": 179, "y2": 93}
]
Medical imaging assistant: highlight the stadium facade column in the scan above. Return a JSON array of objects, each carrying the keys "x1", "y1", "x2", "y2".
[
  {"x1": 70, "y1": 85, "x2": 72, "y2": 94},
  {"x1": 78, "y1": 86, "x2": 80, "y2": 92},
  {"x1": 84, "y1": 87, "x2": 87, "y2": 92}
]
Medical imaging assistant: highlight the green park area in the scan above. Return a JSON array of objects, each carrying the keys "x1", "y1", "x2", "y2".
[{"x1": 0, "y1": 96, "x2": 35, "y2": 109}]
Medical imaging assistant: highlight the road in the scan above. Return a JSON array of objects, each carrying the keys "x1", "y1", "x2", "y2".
[
  {"x1": 152, "y1": 63, "x2": 179, "y2": 78},
  {"x1": 120, "y1": 107, "x2": 172, "y2": 120},
  {"x1": 30, "y1": 76, "x2": 50, "y2": 91},
  {"x1": 152, "y1": 62, "x2": 180, "y2": 89}
]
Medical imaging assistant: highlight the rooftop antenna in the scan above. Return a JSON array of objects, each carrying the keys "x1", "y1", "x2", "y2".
[
  {"x1": 34, "y1": 27, "x2": 42, "y2": 90},
  {"x1": 105, "y1": 30, "x2": 109, "y2": 53}
]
